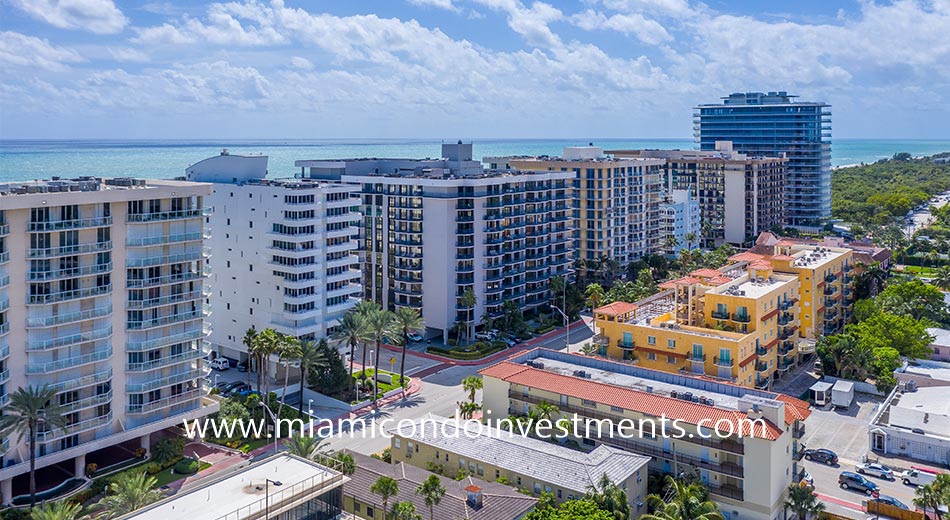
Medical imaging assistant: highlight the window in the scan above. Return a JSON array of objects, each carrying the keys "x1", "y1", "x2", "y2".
[
  {"x1": 647, "y1": 352, "x2": 657, "y2": 361},
  {"x1": 648, "y1": 336, "x2": 656, "y2": 345},
  {"x1": 534, "y1": 483, "x2": 541, "y2": 494},
  {"x1": 393, "y1": 438, "x2": 401, "y2": 449},
  {"x1": 667, "y1": 338, "x2": 676, "y2": 348},
  {"x1": 366, "y1": 507, "x2": 374, "y2": 517},
  {"x1": 667, "y1": 355, "x2": 677, "y2": 364},
  {"x1": 581, "y1": 399, "x2": 596, "y2": 407}
]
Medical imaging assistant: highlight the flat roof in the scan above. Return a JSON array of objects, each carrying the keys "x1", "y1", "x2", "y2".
[
  {"x1": 710, "y1": 273, "x2": 797, "y2": 300},
  {"x1": 927, "y1": 327, "x2": 950, "y2": 348},
  {"x1": 898, "y1": 359, "x2": 950, "y2": 384},
  {"x1": 391, "y1": 414, "x2": 649, "y2": 493},
  {"x1": 124, "y1": 455, "x2": 343, "y2": 520},
  {"x1": 894, "y1": 387, "x2": 950, "y2": 415}
]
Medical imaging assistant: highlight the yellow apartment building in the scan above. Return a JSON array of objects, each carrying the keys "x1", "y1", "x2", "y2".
[{"x1": 478, "y1": 348, "x2": 811, "y2": 520}]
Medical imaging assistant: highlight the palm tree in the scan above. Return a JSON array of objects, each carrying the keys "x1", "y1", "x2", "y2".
[
  {"x1": 285, "y1": 434, "x2": 328, "y2": 461},
  {"x1": 684, "y1": 232, "x2": 698, "y2": 252},
  {"x1": 31, "y1": 500, "x2": 85, "y2": 520},
  {"x1": 100, "y1": 471, "x2": 162, "y2": 518},
  {"x1": 533, "y1": 401, "x2": 559, "y2": 423},
  {"x1": 242, "y1": 326, "x2": 258, "y2": 387},
  {"x1": 932, "y1": 265, "x2": 950, "y2": 290},
  {"x1": 644, "y1": 475, "x2": 724, "y2": 520},
  {"x1": 461, "y1": 375, "x2": 482, "y2": 403},
  {"x1": 331, "y1": 451, "x2": 356, "y2": 476},
  {"x1": 784, "y1": 483, "x2": 825, "y2": 520},
  {"x1": 665, "y1": 234, "x2": 681, "y2": 255},
  {"x1": 586, "y1": 473, "x2": 630, "y2": 520},
  {"x1": 251, "y1": 328, "x2": 282, "y2": 395},
  {"x1": 367, "y1": 308, "x2": 396, "y2": 407},
  {"x1": 392, "y1": 307, "x2": 424, "y2": 389},
  {"x1": 0, "y1": 385, "x2": 68, "y2": 507},
  {"x1": 295, "y1": 339, "x2": 328, "y2": 417},
  {"x1": 277, "y1": 334, "x2": 302, "y2": 412},
  {"x1": 460, "y1": 287, "x2": 477, "y2": 345},
  {"x1": 457, "y1": 401, "x2": 481, "y2": 419},
  {"x1": 391, "y1": 501, "x2": 422, "y2": 520},
  {"x1": 914, "y1": 481, "x2": 944, "y2": 520},
  {"x1": 585, "y1": 283, "x2": 606, "y2": 311},
  {"x1": 371, "y1": 476, "x2": 400, "y2": 518},
  {"x1": 334, "y1": 312, "x2": 371, "y2": 399},
  {"x1": 416, "y1": 474, "x2": 446, "y2": 520}
]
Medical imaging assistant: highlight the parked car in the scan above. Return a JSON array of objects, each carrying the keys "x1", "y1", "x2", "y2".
[
  {"x1": 872, "y1": 495, "x2": 909, "y2": 510},
  {"x1": 223, "y1": 383, "x2": 252, "y2": 397},
  {"x1": 838, "y1": 471, "x2": 879, "y2": 494},
  {"x1": 474, "y1": 332, "x2": 494, "y2": 341},
  {"x1": 901, "y1": 468, "x2": 940, "y2": 487},
  {"x1": 208, "y1": 358, "x2": 230, "y2": 371},
  {"x1": 214, "y1": 381, "x2": 235, "y2": 391},
  {"x1": 800, "y1": 469, "x2": 814, "y2": 488},
  {"x1": 500, "y1": 336, "x2": 517, "y2": 347},
  {"x1": 803, "y1": 448, "x2": 839, "y2": 465},
  {"x1": 236, "y1": 360, "x2": 248, "y2": 372},
  {"x1": 856, "y1": 462, "x2": 895, "y2": 480},
  {"x1": 217, "y1": 382, "x2": 244, "y2": 395},
  {"x1": 407, "y1": 332, "x2": 423, "y2": 343}
]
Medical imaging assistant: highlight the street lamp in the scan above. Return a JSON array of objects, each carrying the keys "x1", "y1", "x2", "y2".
[
  {"x1": 307, "y1": 398, "x2": 314, "y2": 416},
  {"x1": 264, "y1": 478, "x2": 282, "y2": 519},
  {"x1": 258, "y1": 402, "x2": 279, "y2": 454}
]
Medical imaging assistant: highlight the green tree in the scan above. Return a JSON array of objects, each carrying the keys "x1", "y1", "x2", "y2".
[
  {"x1": 684, "y1": 232, "x2": 698, "y2": 252},
  {"x1": 851, "y1": 299, "x2": 879, "y2": 323},
  {"x1": 457, "y1": 400, "x2": 481, "y2": 419},
  {"x1": 933, "y1": 266, "x2": 950, "y2": 290},
  {"x1": 367, "y1": 308, "x2": 396, "y2": 406},
  {"x1": 872, "y1": 347, "x2": 903, "y2": 391},
  {"x1": 334, "y1": 311, "x2": 371, "y2": 398},
  {"x1": 415, "y1": 474, "x2": 446, "y2": 520},
  {"x1": 784, "y1": 483, "x2": 826, "y2": 520},
  {"x1": 461, "y1": 375, "x2": 482, "y2": 403},
  {"x1": 816, "y1": 333, "x2": 873, "y2": 380},
  {"x1": 914, "y1": 480, "x2": 945, "y2": 520},
  {"x1": 331, "y1": 451, "x2": 356, "y2": 476},
  {"x1": 524, "y1": 500, "x2": 615, "y2": 520},
  {"x1": 852, "y1": 312, "x2": 934, "y2": 359},
  {"x1": 644, "y1": 475, "x2": 724, "y2": 520},
  {"x1": 371, "y1": 476, "x2": 400, "y2": 519},
  {"x1": 460, "y1": 287, "x2": 477, "y2": 345},
  {"x1": 585, "y1": 283, "x2": 606, "y2": 310},
  {"x1": 878, "y1": 279, "x2": 949, "y2": 324},
  {"x1": 242, "y1": 326, "x2": 258, "y2": 387},
  {"x1": 585, "y1": 473, "x2": 629, "y2": 520},
  {"x1": 295, "y1": 339, "x2": 328, "y2": 417},
  {"x1": 151, "y1": 437, "x2": 185, "y2": 466},
  {"x1": 392, "y1": 306, "x2": 425, "y2": 391},
  {"x1": 308, "y1": 338, "x2": 349, "y2": 395},
  {"x1": 285, "y1": 434, "x2": 328, "y2": 461},
  {"x1": 31, "y1": 500, "x2": 85, "y2": 520},
  {"x1": 665, "y1": 235, "x2": 681, "y2": 255},
  {"x1": 277, "y1": 334, "x2": 302, "y2": 412},
  {"x1": 390, "y1": 501, "x2": 422, "y2": 520},
  {"x1": 0, "y1": 385, "x2": 68, "y2": 507},
  {"x1": 100, "y1": 471, "x2": 162, "y2": 518}
]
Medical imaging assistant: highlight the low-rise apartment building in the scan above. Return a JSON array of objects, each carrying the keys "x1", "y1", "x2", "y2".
[
  {"x1": 0, "y1": 177, "x2": 217, "y2": 504},
  {"x1": 479, "y1": 348, "x2": 811, "y2": 520},
  {"x1": 186, "y1": 152, "x2": 362, "y2": 368},
  {"x1": 390, "y1": 413, "x2": 650, "y2": 513},
  {"x1": 491, "y1": 146, "x2": 666, "y2": 270},
  {"x1": 869, "y1": 385, "x2": 950, "y2": 465},
  {"x1": 609, "y1": 142, "x2": 786, "y2": 247},
  {"x1": 297, "y1": 143, "x2": 573, "y2": 341}
]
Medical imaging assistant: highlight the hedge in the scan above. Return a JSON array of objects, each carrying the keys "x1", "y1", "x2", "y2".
[
  {"x1": 173, "y1": 458, "x2": 200, "y2": 475},
  {"x1": 427, "y1": 344, "x2": 505, "y2": 360},
  {"x1": 533, "y1": 325, "x2": 555, "y2": 335}
]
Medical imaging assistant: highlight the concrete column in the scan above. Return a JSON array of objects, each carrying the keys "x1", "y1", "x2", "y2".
[
  {"x1": 140, "y1": 433, "x2": 151, "y2": 457},
  {"x1": 74, "y1": 453, "x2": 86, "y2": 478},
  {"x1": 1, "y1": 478, "x2": 11, "y2": 506}
]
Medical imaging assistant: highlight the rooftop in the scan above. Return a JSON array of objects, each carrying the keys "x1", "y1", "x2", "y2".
[
  {"x1": 709, "y1": 272, "x2": 797, "y2": 300},
  {"x1": 788, "y1": 246, "x2": 849, "y2": 269},
  {"x1": 122, "y1": 455, "x2": 344, "y2": 520},
  {"x1": 346, "y1": 452, "x2": 536, "y2": 520},
  {"x1": 927, "y1": 327, "x2": 950, "y2": 348},
  {"x1": 897, "y1": 358, "x2": 950, "y2": 385},
  {"x1": 390, "y1": 414, "x2": 649, "y2": 494},
  {"x1": 0, "y1": 177, "x2": 201, "y2": 196}
]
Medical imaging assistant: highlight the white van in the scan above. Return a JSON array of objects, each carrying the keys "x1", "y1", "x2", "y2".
[
  {"x1": 208, "y1": 358, "x2": 230, "y2": 371},
  {"x1": 901, "y1": 468, "x2": 939, "y2": 487}
]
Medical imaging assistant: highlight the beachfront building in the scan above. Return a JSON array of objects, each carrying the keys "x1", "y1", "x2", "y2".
[
  {"x1": 0, "y1": 177, "x2": 216, "y2": 504},
  {"x1": 660, "y1": 189, "x2": 701, "y2": 256},
  {"x1": 479, "y1": 348, "x2": 811, "y2": 520},
  {"x1": 609, "y1": 142, "x2": 787, "y2": 247},
  {"x1": 490, "y1": 146, "x2": 666, "y2": 272},
  {"x1": 119, "y1": 454, "x2": 345, "y2": 519},
  {"x1": 390, "y1": 413, "x2": 650, "y2": 512},
  {"x1": 186, "y1": 152, "x2": 362, "y2": 370},
  {"x1": 694, "y1": 92, "x2": 831, "y2": 229},
  {"x1": 345, "y1": 451, "x2": 537, "y2": 520},
  {"x1": 296, "y1": 143, "x2": 574, "y2": 342},
  {"x1": 594, "y1": 260, "x2": 800, "y2": 390}
]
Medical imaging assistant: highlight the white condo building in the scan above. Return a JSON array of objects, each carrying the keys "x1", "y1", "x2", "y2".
[
  {"x1": 0, "y1": 177, "x2": 216, "y2": 504},
  {"x1": 186, "y1": 152, "x2": 362, "y2": 367},
  {"x1": 296, "y1": 143, "x2": 574, "y2": 342},
  {"x1": 661, "y1": 189, "x2": 701, "y2": 256}
]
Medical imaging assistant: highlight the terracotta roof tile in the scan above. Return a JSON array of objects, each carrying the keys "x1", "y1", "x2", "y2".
[
  {"x1": 658, "y1": 280, "x2": 677, "y2": 289},
  {"x1": 749, "y1": 261, "x2": 773, "y2": 270},
  {"x1": 690, "y1": 268, "x2": 722, "y2": 278},
  {"x1": 594, "y1": 301, "x2": 638, "y2": 316},
  {"x1": 772, "y1": 254, "x2": 795, "y2": 261},
  {"x1": 706, "y1": 276, "x2": 732, "y2": 285},
  {"x1": 729, "y1": 252, "x2": 765, "y2": 262}
]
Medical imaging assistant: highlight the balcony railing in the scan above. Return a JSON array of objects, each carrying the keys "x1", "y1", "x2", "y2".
[
  {"x1": 28, "y1": 262, "x2": 112, "y2": 281},
  {"x1": 49, "y1": 368, "x2": 112, "y2": 393},
  {"x1": 126, "y1": 208, "x2": 209, "y2": 223},
  {"x1": 126, "y1": 368, "x2": 204, "y2": 393},
  {"x1": 713, "y1": 356, "x2": 734, "y2": 367},
  {"x1": 27, "y1": 325, "x2": 112, "y2": 351},
  {"x1": 127, "y1": 328, "x2": 207, "y2": 351},
  {"x1": 126, "y1": 290, "x2": 205, "y2": 310},
  {"x1": 710, "y1": 311, "x2": 729, "y2": 320},
  {"x1": 27, "y1": 305, "x2": 113, "y2": 328},
  {"x1": 28, "y1": 241, "x2": 112, "y2": 258},
  {"x1": 126, "y1": 348, "x2": 203, "y2": 372},
  {"x1": 27, "y1": 284, "x2": 111, "y2": 305},
  {"x1": 688, "y1": 353, "x2": 707, "y2": 362},
  {"x1": 36, "y1": 412, "x2": 112, "y2": 443},
  {"x1": 26, "y1": 347, "x2": 113, "y2": 373},
  {"x1": 126, "y1": 249, "x2": 208, "y2": 268},
  {"x1": 127, "y1": 389, "x2": 201, "y2": 415},
  {"x1": 616, "y1": 340, "x2": 635, "y2": 350},
  {"x1": 60, "y1": 390, "x2": 113, "y2": 414},
  {"x1": 126, "y1": 231, "x2": 206, "y2": 247},
  {"x1": 731, "y1": 313, "x2": 751, "y2": 323},
  {"x1": 126, "y1": 307, "x2": 208, "y2": 330},
  {"x1": 126, "y1": 271, "x2": 202, "y2": 288},
  {"x1": 28, "y1": 216, "x2": 112, "y2": 231}
]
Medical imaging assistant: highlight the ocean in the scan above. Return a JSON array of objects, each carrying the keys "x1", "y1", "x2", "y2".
[{"x1": 1, "y1": 138, "x2": 949, "y2": 182}]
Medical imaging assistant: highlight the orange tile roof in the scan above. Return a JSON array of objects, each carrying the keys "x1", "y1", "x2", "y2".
[
  {"x1": 749, "y1": 260, "x2": 773, "y2": 270},
  {"x1": 594, "y1": 301, "x2": 638, "y2": 316},
  {"x1": 776, "y1": 394, "x2": 812, "y2": 422},
  {"x1": 673, "y1": 276, "x2": 701, "y2": 285},
  {"x1": 690, "y1": 268, "x2": 722, "y2": 278},
  {"x1": 658, "y1": 280, "x2": 677, "y2": 289},
  {"x1": 729, "y1": 252, "x2": 765, "y2": 262},
  {"x1": 772, "y1": 254, "x2": 795, "y2": 261},
  {"x1": 706, "y1": 276, "x2": 732, "y2": 285},
  {"x1": 479, "y1": 361, "x2": 785, "y2": 440}
]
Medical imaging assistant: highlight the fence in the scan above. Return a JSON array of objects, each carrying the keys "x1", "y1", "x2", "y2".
[{"x1": 866, "y1": 500, "x2": 927, "y2": 520}]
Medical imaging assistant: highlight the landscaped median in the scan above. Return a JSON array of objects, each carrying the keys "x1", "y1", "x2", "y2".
[{"x1": 427, "y1": 340, "x2": 508, "y2": 360}]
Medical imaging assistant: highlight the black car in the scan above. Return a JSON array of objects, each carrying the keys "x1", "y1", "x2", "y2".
[
  {"x1": 872, "y1": 495, "x2": 909, "y2": 510},
  {"x1": 803, "y1": 448, "x2": 839, "y2": 465},
  {"x1": 236, "y1": 360, "x2": 249, "y2": 373},
  {"x1": 839, "y1": 471, "x2": 879, "y2": 494},
  {"x1": 223, "y1": 382, "x2": 250, "y2": 397}
]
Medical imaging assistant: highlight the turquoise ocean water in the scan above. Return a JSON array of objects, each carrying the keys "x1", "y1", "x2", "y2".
[{"x1": 1, "y1": 138, "x2": 949, "y2": 182}]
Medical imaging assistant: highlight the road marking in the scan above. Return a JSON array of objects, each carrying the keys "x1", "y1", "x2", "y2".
[{"x1": 816, "y1": 492, "x2": 864, "y2": 512}]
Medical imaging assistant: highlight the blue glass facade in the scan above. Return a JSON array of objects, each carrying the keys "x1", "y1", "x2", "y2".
[{"x1": 694, "y1": 92, "x2": 831, "y2": 227}]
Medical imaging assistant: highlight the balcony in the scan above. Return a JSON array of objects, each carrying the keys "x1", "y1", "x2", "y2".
[
  {"x1": 616, "y1": 340, "x2": 635, "y2": 350},
  {"x1": 824, "y1": 274, "x2": 837, "y2": 283},
  {"x1": 0, "y1": 252, "x2": 7, "y2": 264},
  {"x1": 793, "y1": 423, "x2": 805, "y2": 439},
  {"x1": 591, "y1": 335, "x2": 610, "y2": 346},
  {"x1": 29, "y1": 216, "x2": 112, "y2": 231},
  {"x1": 126, "y1": 207, "x2": 209, "y2": 223},
  {"x1": 713, "y1": 356, "x2": 734, "y2": 367},
  {"x1": 823, "y1": 286, "x2": 838, "y2": 296},
  {"x1": 755, "y1": 376, "x2": 770, "y2": 390},
  {"x1": 731, "y1": 313, "x2": 751, "y2": 323},
  {"x1": 26, "y1": 347, "x2": 113, "y2": 373},
  {"x1": 710, "y1": 311, "x2": 729, "y2": 320},
  {"x1": 28, "y1": 262, "x2": 112, "y2": 282},
  {"x1": 28, "y1": 241, "x2": 112, "y2": 259},
  {"x1": 126, "y1": 248, "x2": 208, "y2": 268},
  {"x1": 0, "y1": 223, "x2": 7, "y2": 236},
  {"x1": 36, "y1": 412, "x2": 112, "y2": 443},
  {"x1": 688, "y1": 352, "x2": 707, "y2": 363},
  {"x1": 779, "y1": 359, "x2": 795, "y2": 372},
  {"x1": 755, "y1": 362, "x2": 770, "y2": 374},
  {"x1": 49, "y1": 368, "x2": 112, "y2": 393},
  {"x1": 27, "y1": 284, "x2": 111, "y2": 305},
  {"x1": 126, "y1": 307, "x2": 208, "y2": 330},
  {"x1": 61, "y1": 391, "x2": 113, "y2": 414},
  {"x1": 127, "y1": 389, "x2": 201, "y2": 415},
  {"x1": 755, "y1": 347, "x2": 768, "y2": 356},
  {"x1": 127, "y1": 348, "x2": 203, "y2": 372},
  {"x1": 127, "y1": 271, "x2": 202, "y2": 288},
  {"x1": 126, "y1": 290, "x2": 205, "y2": 310},
  {"x1": 126, "y1": 368, "x2": 204, "y2": 393},
  {"x1": 27, "y1": 325, "x2": 113, "y2": 351}
]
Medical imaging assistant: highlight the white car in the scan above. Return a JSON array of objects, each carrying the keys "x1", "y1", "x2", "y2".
[
  {"x1": 856, "y1": 462, "x2": 895, "y2": 480},
  {"x1": 407, "y1": 332, "x2": 423, "y2": 343},
  {"x1": 208, "y1": 358, "x2": 230, "y2": 371},
  {"x1": 474, "y1": 332, "x2": 494, "y2": 341}
]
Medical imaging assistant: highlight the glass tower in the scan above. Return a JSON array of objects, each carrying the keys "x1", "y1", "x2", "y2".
[{"x1": 694, "y1": 91, "x2": 832, "y2": 227}]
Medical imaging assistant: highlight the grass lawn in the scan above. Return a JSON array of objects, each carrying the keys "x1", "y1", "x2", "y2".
[
  {"x1": 354, "y1": 369, "x2": 407, "y2": 394},
  {"x1": 904, "y1": 265, "x2": 939, "y2": 276},
  {"x1": 151, "y1": 461, "x2": 212, "y2": 488}
]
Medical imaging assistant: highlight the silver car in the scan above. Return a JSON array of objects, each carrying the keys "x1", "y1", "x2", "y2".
[{"x1": 856, "y1": 462, "x2": 895, "y2": 480}]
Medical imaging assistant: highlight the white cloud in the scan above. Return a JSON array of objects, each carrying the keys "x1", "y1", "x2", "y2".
[
  {"x1": 407, "y1": 0, "x2": 460, "y2": 11},
  {"x1": 0, "y1": 31, "x2": 83, "y2": 71},
  {"x1": 8, "y1": 0, "x2": 127, "y2": 34},
  {"x1": 108, "y1": 47, "x2": 150, "y2": 62},
  {"x1": 289, "y1": 56, "x2": 313, "y2": 70},
  {"x1": 570, "y1": 9, "x2": 673, "y2": 45}
]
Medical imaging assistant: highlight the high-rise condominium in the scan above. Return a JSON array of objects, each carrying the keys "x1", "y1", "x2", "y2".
[
  {"x1": 297, "y1": 142, "x2": 574, "y2": 342},
  {"x1": 186, "y1": 152, "x2": 362, "y2": 371},
  {"x1": 694, "y1": 92, "x2": 831, "y2": 228},
  {"x1": 0, "y1": 177, "x2": 215, "y2": 503}
]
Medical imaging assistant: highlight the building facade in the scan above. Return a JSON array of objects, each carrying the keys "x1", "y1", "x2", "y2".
[
  {"x1": 493, "y1": 146, "x2": 665, "y2": 270},
  {"x1": 694, "y1": 92, "x2": 831, "y2": 228},
  {"x1": 869, "y1": 386, "x2": 950, "y2": 465},
  {"x1": 610, "y1": 142, "x2": 787, "y2": 247},
  {"x1": 479, "y1": 348, "x2": 811, "y2": 520},
  {"x1": 660, "y1": 189, "x2": 701, "y2": 256},
  {"x1": 0, "y1": 177, "x2": 217, "y2": 503},
  {"x1": 186, "y1": 152, "x2": 362, "y2": 366},
  {"x1": 297, "y1": 143, "x2": 574, "y2": 341}
]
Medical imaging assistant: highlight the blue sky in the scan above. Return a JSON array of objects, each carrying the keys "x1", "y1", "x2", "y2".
[{"x1": 0, "y1": 0, "x2": 948, "y2": 139}]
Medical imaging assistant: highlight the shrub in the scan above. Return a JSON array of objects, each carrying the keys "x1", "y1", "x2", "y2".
[
  {"x1": 145, "y1": 462, "x2": 163, "y2": 475},
  {"x1": 173, "y1": 458, "x2": 200, "y2": 475},
  {"x1": 491, "y1": 340, "x2": 507, "y2": 349},
  {"x1": 446, "y1": 338, "x2": 457, "y2": 346},
  {"x1": 240, "y1": 444, "x2": 251, "y2": 454},
  {"x1": 85, "y1": 463, "x2": 98, "y2": 477},
  {"x1": 533, "y1": 325, "x2": 555, "y2": 335},
  {"x1": 209, "y1": 387, "x2": 221, "y2": 395},
  {"x1": 370, "y1": 447, "x2": 391, "y2": 463},
  {"x1": 134, "y1": 447, "x2": 147, "y2": 458}
]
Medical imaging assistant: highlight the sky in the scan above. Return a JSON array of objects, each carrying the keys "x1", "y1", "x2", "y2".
[{"x1": 0, "y1": 0, "x2": 948, "y2": 140}]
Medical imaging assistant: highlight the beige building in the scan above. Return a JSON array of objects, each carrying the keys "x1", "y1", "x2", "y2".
[
  {"x1": 390, "y1": 413, "x2": 650, "y2": 513},
  {"x1": 490, "y1": 146, "x2": 665, "y2": 272},
  {"x1": 479, "y1": 348, "x2": 811, "y2": 520},
  {"x1": 0, "y1": 177, "x2": 218, "y2": 504}
]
